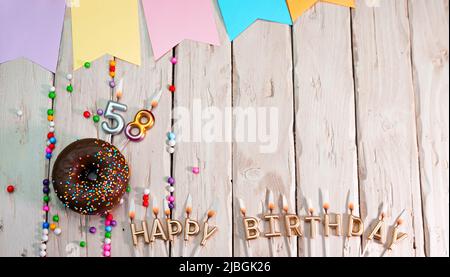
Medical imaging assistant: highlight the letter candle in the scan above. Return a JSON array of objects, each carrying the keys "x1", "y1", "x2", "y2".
[
  {"x1": 384, "y1": 210, "x2": 407, "y2": 256},
  {"x1": 281, "y1": 194, "x2": 294, "y2": 257},
  {"x1": 266, "y1": 190, "x2": 277, "y2": 257},
  {"x1": 363, "y1": 203, "x2": 387, "y2": 256}
]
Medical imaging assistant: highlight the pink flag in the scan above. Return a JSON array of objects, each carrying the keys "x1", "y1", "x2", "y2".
[
  {"x1": 142, "y1": 0, "x2": 220, "y2": 60},
  {"x1": 0, "y1": 0, "x2": 66, "y2": 72}
]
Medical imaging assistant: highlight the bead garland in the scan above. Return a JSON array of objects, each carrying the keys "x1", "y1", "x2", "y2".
[
  {"x1": 167, "y1": 176, "x2": 175, "y2": 210},
  {"x1": 41, "y1": 85, "x2": 59, "y2": 257}
]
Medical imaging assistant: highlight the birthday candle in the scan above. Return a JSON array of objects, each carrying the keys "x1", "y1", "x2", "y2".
[
  {"x1": 306, "y1": 198, "x2": 314, "y2": 214},
  {"x1": 282, "y1": 194, "x2": 289, "y2": 213},
  {"x1": 322, "y1": 189, "x2": 330, "y2": 211},
  {"x1": 152, "y1": 197, "x2": 159, "y2": 216},
  {"x1": 267, "y1": 190, "x2": 275, "y2": 211},
  {"x1": 128, "y1": 197, "x2": 136, "y2": 221},
  {"x1": 163, "y1": 197, "x2": 170, "y2": 217},
  {"x1": 186, "y1": 194, "x2": 193, "y2": 215},
  {"x1": 238, "y1": 198, "x2": 246, "y2": 216}
]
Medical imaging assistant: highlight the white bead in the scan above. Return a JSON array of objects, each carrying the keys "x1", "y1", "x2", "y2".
[
  {"x1": 104, "y1": 238, "x2": 112, "y2": 244},
  {"x1": 42, "y1": 235, "x2": 49, "y2": 242},
  {"x1": 47, "y1": 141, "x2": 51, "y2": 146},
  {"x1": 39, "y1": 250, "x2": 47, "y2": 257},
  {"x1": 42, "y1": 229, "x2": 49, "y2": 235},
  {"x1": 16, "y1": 110, "x2": 23, "y2": 117},
  {"x1": 49, "y1": 121, "x2": 55, "y2": 127},
  {"x1": 40, "y1": 243, "x2": 47, "y2": 251},
  {"x1": 50, "y1": 86, "x2": 56, "y2": 92},
  {"x1": 167, "y1": 140, "x2": 176, "y2": 147},
  {"x1": 167, "y1": 186, "x2": 175, "y2": 193},
  {"x1": 119, "y1": 198, "x2": 124, "y2": 205},
  {"x1": 49, "y1": 127, "x2": 55, "y2": 133},
  {"x1": 166, "y1": 146, "x2": 175, "y2": 154},
  {"x1": 144, "y1": 189, "x2": 150, "y2": 195},
  {"x1": 54, "y1": 228, "x2": 62, "y2": 236},
  {"x1": 66, "y1": 74, "x2": 73, "y2": 80}
]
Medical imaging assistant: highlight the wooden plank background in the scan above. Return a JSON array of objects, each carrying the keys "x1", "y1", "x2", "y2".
[{"x1": 0, "y1": 0, "x2": 448, "y2": 257}]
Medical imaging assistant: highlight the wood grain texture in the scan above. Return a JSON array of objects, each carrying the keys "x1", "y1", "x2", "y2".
[
  {"x1": 351, "y1": 0, "x2": 425, "y2": 257},
  {"x1": 293, "y1": 3, "x2": 360, "y2": 257},
  {"x1": 171, "y1": 5, "x2": 232, "y2": 257},
  {"x1": 232, "y1": 21, "x2": 296, "y2": 257},
  {"x1": 408, "y1": 0, "x2": 449, "y2": 257},
  {"x1": 112, "y1": 2, "x2": 173, "y2": 257},
  {"x1": 46, "y1": 8, "x2": 113, "y2": 257},
  {"x1": 0, "y1": 59, "x2": 53, "y2": 257}
]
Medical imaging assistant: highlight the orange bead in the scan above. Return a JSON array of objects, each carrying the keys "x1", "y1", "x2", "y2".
[
  {"x1": 47, "y1": 115, "x2": 54, "y2": 121},
  {"x1": 109, "y1": 60, "x2": 116, "y2": 67},
  {"x1": 109, "y1": 71, "x2": 115, "y2": 78},
  {"x1": 50, "y1": 223, "x2": 57, "y2": 231}
]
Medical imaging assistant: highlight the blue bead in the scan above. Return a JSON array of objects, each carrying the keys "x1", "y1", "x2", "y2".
[
  {"x1": 43, "y1": 187, "x2": 50, "y2": 194},
  {"x1": 167, "y1": 132, "x2": 176, "y2": 140},
  {"x1": 46, "y1": 153, "x2": 52, "y2": 159},
  {"x1": 42, "y1": 222, "x2": 49, "y2": 229},
  {"x1": 42, "y1": 179, "x2": 50, "y2": 186},
  {"x1": 105, "y1": 226, "x2": 112, "y2": 232},
  {"x1": 49, "y1": 137, "x2": 56, "y2": 144}
]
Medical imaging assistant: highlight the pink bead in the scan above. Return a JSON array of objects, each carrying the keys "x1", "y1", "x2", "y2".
[
  {"x1": 103, "y1": 250, "x2": 111, "y2": 257},
  {"x1": 46, "y1": 147, "x2": 52, "y2": 154},
  {"x1": 103, "y1": 244, "x2": 111, "y2": 251},
  {"x1": 105, "y1": 220, "x2": 111, "y2": 226},
  {"x1": 192, "y1": 167, "x2": 200, "y2": 174},
  {"x1": 168, "y1": 196, "x2": 175, "y2": 202},
  {"x1": 170, "y1": 57, "x2": 177, "y2": 64},
  {"x1": 43, "y1": 206, "x2": 50, "y2": 212}
]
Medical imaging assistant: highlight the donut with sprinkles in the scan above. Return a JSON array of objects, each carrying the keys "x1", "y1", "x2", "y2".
[{"x1": 52, "y1": 139, "x2": 129, "y2": 215}]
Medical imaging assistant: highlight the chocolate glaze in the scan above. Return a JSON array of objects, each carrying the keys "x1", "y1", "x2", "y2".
[{"x1": 52, "y1": 139, "x2": 129, "y2": 215}]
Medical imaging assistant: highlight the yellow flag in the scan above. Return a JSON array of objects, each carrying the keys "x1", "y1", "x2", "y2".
[
  {"x1": 286, "y1": 0, "x2": 355, "y2": 22},
  {"x1": 71, "y1": 0, "x2": 141, "y2": 70}
]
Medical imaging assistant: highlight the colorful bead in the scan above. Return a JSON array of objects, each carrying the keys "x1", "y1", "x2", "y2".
[
  {"x1": 170, "y1": 57, "x2": 177, "y2": 64},
  {"x1": 111, "y1": 220, "x2": 117, "y2": 227},
  {"x1": 79, "y1": 241, "x2": 86, "y2": 247},
  {"x1": 49, "y1": 223, "x2": 56, "y2": 231},
  {"x1": 169, "y1": 85, "x2": 176, "y2": 92},
  {"x1": 168, "y1": 196, "x2": 175, "y2": 203},
  {"x1": 42, "y1": 229, "x2": 49, "y2": 235},
  {"x1": 109, "y1": 81, "x2": 116, "y2": 88},
  {"x1": 42, "y1": 222, "x2": 50, "y2": 229},
  {"x1": 43, "y1": 195, "x2": 50, "y2": 202},
  {"x1": 83, "y1": 111, "x2": 91, "y2": 118},
  {"x1": 126, "y1": 185, "x2": 131, "y2": 193},
  {"x1": 49, "y1": 86, "x2": 56, "y2": 92},
  {"x1": 54, "y1": 228, "x2": 62, "y2": 236},
  {"x1": 40, "y1": 244, "x2": 47, "y2": 251},
  {"x1": 96, "y1": 109, "x2": 104, "y2": 116},
  {"x1": 48, "y1": 92, "x2": 56, "y2": 99},
  {"x1": 52, "y1": 215, "x2": 59, "y2": 222},
  {"x1": 66, "y1": 84, "x2": 73, "y2": 92},
  {"x1": 47, "y1": 109, "x2": 54, "y2": 116},
  {"x1": 144, "y1": 189, "x2": 150, "y2": 195},
  {"x1": 84, "y1": 62, "x2": 91, "y2": 69},
  {"x1": 109, "y1": 60, "x2": 116, "y2": 67},
  {"x1": 47, "y1": 132, "x2": 54, "y2": 139},
  {"x1": 39, "y1": 251, "x2": 47, "y2": 257},
  {"x1": 17, "y1": 110, "x2": 23, "y2": 117},
  {"x1": 106, "y1": 214, "x2": 113, "y2": 221},
  {"x1": 105, "y1": 232, "x2": 111, "y2": 238},
  {"x1": 167, "y1": 132, "x2": 176, "y2": 140},
  {"x1": 105, "y1": 226, "x2": 112, "y2": 232},
  {"x1": 103, "y1": 250, "x2": 111, "y2": 257},
  {"x1": 42, "y1": 235, "x2": 49, "y2": 242},
  {"x1": 66, "y1": 73, "x2": 73, "y2": 80},
  {"x1": 104, "y1": 238, "x2": 112, "y2": 244},
  {"x1": 192, "y1": 167, "x2": 200, "y2": 174},
  {"x1": 167, "y1": 177, "x2": 175, "y2": 185},
  {"x1": 89, "y1": 226, "x2": 97, "y2": 234},
  {"x1": 45, "y1": 153, "x2": 52, "y2": 159},
  {"x1": 45, "y1": 147, "x2": 52, "y2": 154},
  {"x1": 167, "y1": 146, "x2": 175, "y2": 154},
  {"x1": 109, "y1": 71, "x2": 115, "y2": 78},
  {"x1": 49, "y1": 137, "x2": 56, "y2": 144},
  {"x1": 43, "y1": 187, "x2": 50, "y2": 194},
  {"x1": 105, "y1": 220, "x2": 111, "y2": 226},
  {"x1": 6, "y1": 185, "x2": 14, "y2": 193},
  {"x1": 168, "y1": 203, "x2": 174, "y2": 209},
  {"x1": 47, "y1": 115, "x2": 54, "y2": 121},
  {"x1": 109, "y1": 65, "x2": 116, "y2": 72},
  {"x1": 167, "y1": 186, "x2": 175, "y2": 193},
  {"x1": 93, "y1": 115, "x2": 100, "y2": 123},
  {"x1": 43, "y1": 206, "x2": 50, "y2": 212},
  {"x1": 168, "y1": 140, "x2": 176, "y2": 147},
  {"x1": 103, "y1": 244, "x2": 111, "y2": 251}
]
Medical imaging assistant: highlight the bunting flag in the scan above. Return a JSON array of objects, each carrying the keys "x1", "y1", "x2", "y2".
[
  {"x1": 0, "y1": 0, "x2": 66, "y2": 72},
  {"x1": 71, "y1": 0, "x2": 141, "y2": 70},
  {"x1": 286, "y1": 0, "x2": 355, "y2": 22},
  {"x1": 218, "y1": 0, "x2": 292, "y2": 41},
  {"x1": 142, "y1": 0, "x2": 220, "y2": 60}
]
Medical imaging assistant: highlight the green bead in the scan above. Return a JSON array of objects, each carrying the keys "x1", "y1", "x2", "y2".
[
  {"x1": 79, "y1": 241, "x2": 86, "y2": 247},
  {"x1": 84, "y1": 62, "x2": 91, "y2": 69},
  {"x1": 66, "y1": 84, "x2": 73, "y2": 92},
  {"x1": 43, "y1": 195, "x2": 50, "y2": 202},
  {"x1": 52, "y1": 215, "x2": 59, "y2": 222},
  {"x1": 48, "y1": 92, "x2": 56, "y2": 99},
  {"x1": 105, "y1": 232, "x2": 111, "y2": 238},
  {"x1": 93, "y1": 115, "x2": 100, "y2": 123},
  {"x1": 47, "y1": 109, "x2": 54, "y2": 116},
  {"x1": 126, "y1": 185, "x2": 131, "y2": 193}
]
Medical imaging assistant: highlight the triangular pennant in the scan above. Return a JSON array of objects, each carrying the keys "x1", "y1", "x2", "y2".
[
  {"x1": 142, "y1": 0, "x2": 220, "y2": 60},
  {"x1": 71, "y1": 0, "x2": 141, "y2": 70},
  {"x1": 286, "y1": 0, "x2": 355, "y2": 22},
  {"x1": 0, "y1": 0, "x2": 66, "y2": 72},
  {"x1": 218, "y1": 0, "x2": 292, "y2": 41}
]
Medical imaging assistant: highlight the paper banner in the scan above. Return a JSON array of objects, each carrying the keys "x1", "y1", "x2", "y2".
[
  {"x1": 0, "y1": 0, "x2": 66, "y2": 72},
  {"x1": 286, "y1": 0, "x2": 355, "y2": 22},
  {"x1": 142, "y1": 0, "x2": 220, "y2": 60},
  {"x1": 71, "y1": 0, "x2": 140, "y2": 70},
  {"x1": 218, "y1": 0, "x2": 292, "y2": 41}
]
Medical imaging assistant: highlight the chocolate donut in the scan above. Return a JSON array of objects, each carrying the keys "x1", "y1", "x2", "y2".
[{"x1": 52, "y1": 138, "x2": 129, "y2": 215}]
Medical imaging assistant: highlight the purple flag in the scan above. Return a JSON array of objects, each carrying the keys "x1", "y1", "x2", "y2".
[{"x1": 0, "y1": 0, "x2": 66, "y2": 72}]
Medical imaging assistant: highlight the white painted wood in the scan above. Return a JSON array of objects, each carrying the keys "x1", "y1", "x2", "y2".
[
  {"x1": 408, "y1": 0, "x2": 449, "y2": 257},
  {"x1": 351, "y1": 0, "x2": 425, "y2": 257},
  {"x1": 293, "y1": 3, "x2": 360, "y2": 257},
  {"x1": 232, "y1": 21, "x2": 296, "y2": 257},
  {"x1": 0, "y1": 59, "x2": 53, "y2": 257},
  {"x1": 45, "y1": 8, "x2": 113, "y2": 257},
  {"x1": 112, "y1": 2, "x2": 173, "y2": 257},
  {"x1": 171, "y1": 6, "x2": 232, "y2": 257}
]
